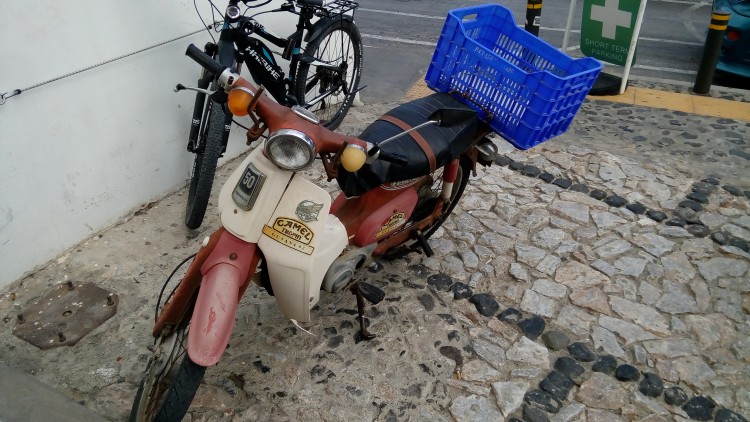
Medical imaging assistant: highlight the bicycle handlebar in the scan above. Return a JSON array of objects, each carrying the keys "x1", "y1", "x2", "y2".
[
  {"x1": 186, "y1": 44, "x2": 227, "y2": 77},
  {"x1": 183, "y1": 43, "x2": 402, "y2": 166}
]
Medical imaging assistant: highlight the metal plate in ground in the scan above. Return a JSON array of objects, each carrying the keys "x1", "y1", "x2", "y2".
[{"x1": 11, "y1": 282, "x2": 118, "y2": 350}]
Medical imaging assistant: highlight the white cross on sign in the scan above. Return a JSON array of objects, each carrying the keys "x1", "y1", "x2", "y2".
[{"x1": 590, "y1": 0, "x2": 632, "y2": 39}]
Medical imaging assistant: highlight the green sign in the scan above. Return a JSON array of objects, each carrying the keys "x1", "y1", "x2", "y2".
[{"x1": 581, "y1": 0, "x2": 641, "y2": 66}]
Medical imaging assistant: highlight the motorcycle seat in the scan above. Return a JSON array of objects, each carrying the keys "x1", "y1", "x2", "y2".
[{"x1": 337, "y1": 92, "x2": 478, "y2": 197}]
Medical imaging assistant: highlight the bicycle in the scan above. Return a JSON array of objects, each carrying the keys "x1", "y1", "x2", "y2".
[{"x1": 181, "y1": 0, "x2": 363, "y2": 229}]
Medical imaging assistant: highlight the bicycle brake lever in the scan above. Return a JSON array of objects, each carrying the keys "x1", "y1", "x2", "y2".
[{"x1": 174, "y1": 83, "x2": 213, "y2": 95}]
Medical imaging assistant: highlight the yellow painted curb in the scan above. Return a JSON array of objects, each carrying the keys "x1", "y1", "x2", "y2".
[
  {"x1": 404, "y1": 79, "x2": 750, "y2": 122},
  {"x1": 595, "y1": 86, "x2": 750, "y2": 121}
]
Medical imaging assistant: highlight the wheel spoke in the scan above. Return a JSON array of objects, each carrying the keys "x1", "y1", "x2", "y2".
[{"x1": 295, "y1": 21, "x2": 361, "y2": 128}]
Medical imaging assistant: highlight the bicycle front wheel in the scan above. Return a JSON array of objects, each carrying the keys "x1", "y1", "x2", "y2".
[
  {"x1": 295, "y1": 18, "x2": 363, "y2": 130},
  {"x1": 185, "y1": 94, "x2": 226, "y2": 230}
]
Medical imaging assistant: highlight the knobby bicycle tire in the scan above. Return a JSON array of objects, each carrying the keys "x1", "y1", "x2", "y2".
[
  {"x1": 184, "y1": 95, "x2": 226, "y2": 229},
  {"x1": 295, "y1": 18, "x2": 363, "y2": 130}
]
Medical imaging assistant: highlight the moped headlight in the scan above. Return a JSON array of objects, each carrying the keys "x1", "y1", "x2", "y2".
[{"x1": 264, "y1": 129, "x2": 316, "y2": 170}]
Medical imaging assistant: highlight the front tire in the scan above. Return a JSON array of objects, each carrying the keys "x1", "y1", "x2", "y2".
[
  {"x1": 129, "y1": 325, "x2": 206, "y2": 422},
  {"x1": 295, "y1": 18, "x2": 363, "y2": 130},
  {"x1": 184, "y1": 94, "x2": 226, "y2": 230}
]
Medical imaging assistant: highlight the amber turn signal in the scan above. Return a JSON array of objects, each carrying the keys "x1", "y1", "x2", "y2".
[
  {"x1": 227, "y1": 87, "x2": 254, "y2": 116},
  {"x1": 340, "y1": 144, "x2": 367, "y2": 172}
]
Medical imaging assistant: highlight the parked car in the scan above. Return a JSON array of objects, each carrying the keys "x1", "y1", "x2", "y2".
[{"x1": 715, "y1": 0, "x2": 750, "y2": 78}]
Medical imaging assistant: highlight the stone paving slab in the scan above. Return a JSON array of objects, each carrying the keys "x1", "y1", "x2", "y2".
[{"x1": 0, "y1": 91, "x2": 748, "y2": 422}]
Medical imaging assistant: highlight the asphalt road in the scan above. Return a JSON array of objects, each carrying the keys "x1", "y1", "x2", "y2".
[{"x1": 355, "y1": 0, "x2": 749, "y2": 104}]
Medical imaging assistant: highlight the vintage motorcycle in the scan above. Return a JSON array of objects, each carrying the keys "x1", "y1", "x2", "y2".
[
  {"x1": 129, "y1": 43, "x2": 497, "y2": 421},
  {"x1": 130, "y1": 3, "x2": 600, "y2": 419}
]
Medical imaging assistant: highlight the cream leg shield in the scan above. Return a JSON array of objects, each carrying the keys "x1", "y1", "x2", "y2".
[{"x1": 258, "y1": 175, "x2": 348, "y2": 323}]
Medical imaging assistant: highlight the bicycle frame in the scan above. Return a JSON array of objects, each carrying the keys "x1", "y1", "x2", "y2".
[{"x1": 187, "y1": 0, "x2": 355, "y2": 154}]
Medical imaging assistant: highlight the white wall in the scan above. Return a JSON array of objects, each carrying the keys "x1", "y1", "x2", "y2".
[{"x1": 0, "y1": 0, "x2": 294, "y2": 287}]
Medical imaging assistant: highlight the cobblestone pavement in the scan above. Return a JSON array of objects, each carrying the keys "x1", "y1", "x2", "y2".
[{"x1": 0, "y1": 89, "x2": 748, "y2": 422}]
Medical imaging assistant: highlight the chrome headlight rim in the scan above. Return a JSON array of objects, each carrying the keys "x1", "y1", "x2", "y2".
[{"x1": 264, "y1": 129, "x2": 316, "y2": 171}]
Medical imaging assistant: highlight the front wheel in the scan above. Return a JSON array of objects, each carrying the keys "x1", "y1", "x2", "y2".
[
  {"x1": 295, "y1": 18, "x2": 363, "y2": 130},
  {"x1": 129, "y1": 325, "x2": 206, "y2": 422}
]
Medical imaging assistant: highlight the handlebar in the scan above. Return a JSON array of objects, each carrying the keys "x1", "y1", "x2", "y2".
[{"x1": 186, "y1": 44, "x2": 227, "y2": 77}]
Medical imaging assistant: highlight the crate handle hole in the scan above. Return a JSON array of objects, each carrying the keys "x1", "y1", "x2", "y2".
[{"x1": 461, "y1": 13, "x2": 478, "y2": 23}]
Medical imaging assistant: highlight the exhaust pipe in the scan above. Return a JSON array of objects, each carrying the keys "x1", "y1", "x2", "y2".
[{"x1": 322, "y1": 244, "x2": 377, "y2": 293}]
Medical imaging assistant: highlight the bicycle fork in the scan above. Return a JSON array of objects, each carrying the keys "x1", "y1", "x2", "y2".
[
  {"x1": 186, "y1": 44, "x2": 232, "y2": 155},
  {"x1": 186, "y1": 71, "x2": 214, "y2": 154}
]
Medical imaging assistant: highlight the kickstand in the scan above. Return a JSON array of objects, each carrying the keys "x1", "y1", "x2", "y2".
[
  {"x1": 350, "y1": 284, "x2": 376, "y2": 340},
  {"x1": 415, "y1": 230, "x2": 434, "y2": 257}
]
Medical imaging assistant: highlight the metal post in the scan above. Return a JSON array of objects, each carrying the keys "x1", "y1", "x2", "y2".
[
  {"x1": 562, "y1": 0, "x2": 578, "y2": 52},
  {"x1": 620, "y1": 0, "x2": 648, "y2": 94},
  {"x1": 693, "y1": 11, "x2": 731, "y2": 95},
  {"x1": 525, "y1": 0, "x2": 542, "y2": 36}
]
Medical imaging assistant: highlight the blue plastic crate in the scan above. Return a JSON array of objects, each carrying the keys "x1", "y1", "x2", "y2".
[{"x1": 425, "y1": 4, "x2": 602, "y2": 150}]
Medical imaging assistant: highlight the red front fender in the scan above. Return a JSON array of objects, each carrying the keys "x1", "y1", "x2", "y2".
[{"x1": 187, "y1": 231, "x2": 258, "y2": 367}]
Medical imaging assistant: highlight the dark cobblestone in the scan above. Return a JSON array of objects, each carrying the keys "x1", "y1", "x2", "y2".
[
  {"x1": 567, "y1": 342, "x2": 596, "y2": 362},
  {"x1": 589, "y1": 189, "x2": 607, "y2": 200},
  {"x1": 521, "y1": 165, "x2": 542, "y2": 177},
  {"x1": 646, "y1": 210, "x2": 668, "y2": 222},
  {"x1": 494, "y1": 156, "x2": 511, "y2": 166},
  {"x1": 664, "y1": 386, "x2": 689, "y2": 406},
  {"x1": 666, "y1": 218, "x2": 687, "y2": 227},
  {"x1": 509, "y1": 160, "x2": 525, "y2": 171},
  {"x1": 552, "y1": 178, "x2": 572, "y2": 189},
  {"x1": 711, "y1": 232, "x2": 729, "y2": 245},
  {"x1": 688, "y1": 191, "x2": 710, "y2": 204},
  {"x1": 679, "y1": 199, "x2": 704, "y2": 212},
  {"x1": 604, "y1": 195, "x2": 627, "y2": 207},
  {"x1": 518, "y1": 315, "x2": 545, "y2": 340},
  {"x1": 592, "y1": 355, "x2": 618, "y2": 374},
  {"x1": 538, "y1": 172, "x2": 555, "y2": 183},
  {"x1": 469, "y1": 293, "x2": 499, "y2": 317},
  {"x1": 450, "y1": 282, "x2": 472, "y2": 300},
  {"x1": 626, "y1": 202, "x2": 646, "y2": 214},
  {"x1": 554, "y1": 357, "x2": 586, "y2": 383},
  {"x1": 728, "y1": 236, "x2": 750, "y2": 252},
  {"x1": 539, "y1": 371, "x2": 574, "y2": 401},
  {"x1": 722, "y1": 184, "x2": 743, "y2": 196},
  {"x1": 522, "y1": 404, "x2": 550, "y2": 422},
  {"x1": 569, "y1": 183, "x2": 589, "y2": 193},
  {"x1": 615, "y1": 364, "x2": 640, "y2": 381},
  {"x1": 682, "y1": 396, "x2": 716, "y2": 421},
  {"x1": 427, "y1": 273, "x2": 453, "y2": 291},
  {"x1": 524, "y1": 389, "x2": 562, "y2": 413},
  {"x1": 715, "y1": 409, "x2": 749, "y2": 422},
  {"x1": 702, "y1": 176, "x2": 721, "y2": 185},
  {"x1": 638, "y1": 372, "x2": 664, "y2": 397},
  {"x1": 687, "y1": 225, "x2": 711, "y2": 238},
  {"x1": 498, "y1": 307, "x2": 523, "y2": 323},
  {"x1": 692, "y1": 182, "x2": 716, "y2": 193}
]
